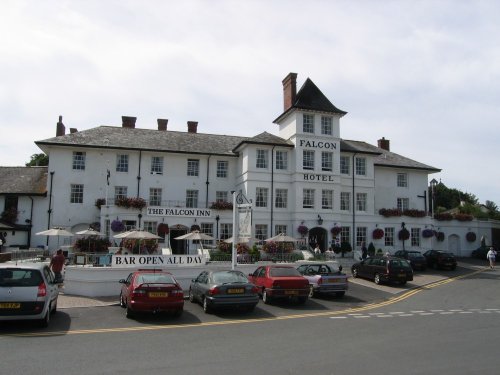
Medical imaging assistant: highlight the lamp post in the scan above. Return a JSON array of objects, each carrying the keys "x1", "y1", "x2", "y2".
[{"x1": 430, "y1": 178, "x2": 438, "y2": 218}]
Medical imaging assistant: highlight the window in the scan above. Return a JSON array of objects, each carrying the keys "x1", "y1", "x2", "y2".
[
  {"x1": 275, "y1": 225, "x2": 287, "y2": 235},
  {"x1": 216, "y1": 191, "x2": 228, "y2": 203},
  {"x1": 340, "y1": 156, "x2": 350, "y2": 175},
  {"x1": 303, "y1": 189, "x2": 315, "y2": 208},
  {"x1": 397, "y1": 173, "x2": 408, "y2": 187},
  {"x1": 303, "y1": 150, "x2": 315, "y2": 170},
  {"x1": 275, "y1": 189, "x2": 288, "y2": 209},
  {"x1": 255, "y1": 224, "x2": 268, "y2": 242},
  {"x1": 72, "y1": 151, "x2": 86, "y2": 170},
  {"x1": 124, "y1": 220, "x2": 136, "y2": 231},
  {"x1": 321, "y1": 116, "x2": 333, "y2": 135},
  {"x1": 151, "y1": 156, "x2": 163, "y2": 175},
  {"x1": 411, "y1": 228, "x2": 420, "y2": 247},
  {"x1": 216, "y1": 161, "x2": 228, "y2": 178},
  {"x1": 186, "y1": 190, "x2": 199, "y2": 208},
  {"x1": 340, "y1": 192, "x2": 350, "y2": 211},
  {"x1": 322, "y1": 151, "x2": 333, "y2": 171},
  {"x1": 355, "y1": 157, "x2": 366, "y2": 176},
  {"x1": 116, "y1": 154, "x2": 129, "y2": 172},
  {"x1": 104, "y1": 219, "x2": 110, "y2": 238},
  {"x1": 220, "y1": 223, "x2": 233, "y2": 240},
  {"x1": 303, "y1": 114, "x2": 314, "y2": 133},
  {"x1": 397, "y1": 198, "x2": 409, "y2": 211},
  {"x1": 356, "y1": 193, "x2": 367, "y2": 211},
  {"x1": 201, "y1": 223, "x2": 214, "y2": 245},
  {"x1": 322, "y1": 190, "x2": 333, "y2": 209},
  {"x1": 356, "y1": 227, "x2": 367, "y2": 247},
  {"x1": 115, "y1": 186, "x2": 127, "y2": 200},
  {"x1": 149, "y1": 188, "x2": 162, "y2": 206},
  {"x1": 187, "y1": 159, "x2": 199, "y2": 177},
  {"x1": 385, "y1": 227, "x2": 395, "y2": 246},
  {"x1": 256, "y1": 187, "x2": 268, "y2": 208},
  {"x1": 256, "y1": 150, "x2": 268, "y2": 169},
  {"x1": 275, "y1": 151, "x2": 288, "y2": 170},
  {"x1": 143, "y1": 221, "x2": 157, "y2": 235},
  {"x1": 70, "y1": 184, "x2": 83, "y2": 203},
  {"x1": 341, "y1": 227, "x2": 350, "y2": 245}
]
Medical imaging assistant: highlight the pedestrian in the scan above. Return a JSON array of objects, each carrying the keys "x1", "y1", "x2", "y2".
[
  {"x1": 314, "y1": 244, "x2": 321, "y2": 256},
  {"x1": 50, "y1": 249, "x2": 66, "y2": 283},
  {"x1": 486, "y1": 246, "x2": 497, "y2": 269},
  {"x1": 0, "y1": 232, "x2": 5, "y2": 252},
  {"x1": 361, "y1": 242, "x2": 368, "y2": 260}
]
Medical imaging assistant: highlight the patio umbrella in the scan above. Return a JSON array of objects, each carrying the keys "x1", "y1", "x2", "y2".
[
  {"x1": 75, "y1": 228, "x2": 104, "y2": 252},
  {"x1": 36, "y1": 227, "x2": 74, "y2": 249},
  {"x1": 114, "y1": 230, "x2": 161, "y2": 254},
  {"x1": 174, "y1": 230, "x2": 215, "y2": 253},
  {"x1": 223, "y1": 236, "x2": 258, "y2": 243},
  {"x1": 264, "y1": 233, "x2": 297, "y2": 243}
]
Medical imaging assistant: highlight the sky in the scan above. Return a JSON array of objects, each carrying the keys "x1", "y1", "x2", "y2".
[{"x1": 1, "y1": 0, "x2": 499, "y2": 205}]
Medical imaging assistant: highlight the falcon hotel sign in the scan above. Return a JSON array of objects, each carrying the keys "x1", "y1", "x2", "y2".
[{"x1": 147, "y1": 207, "x2": 212, "y2": 218}]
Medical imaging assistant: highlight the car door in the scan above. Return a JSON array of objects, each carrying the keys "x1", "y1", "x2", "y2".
[
  {"x1": 43, "y1": 266, "x2": 59, "y2": 305},
  {"x1": 358, "y1": 259, "x2": 374, "y2": 278},
  {"x1": 252, "y1": 267, "x2": 267, "y2": 289},
  {"x1": 192, "y1": 272, "x2": 208, "y2": 300},
  {"x1": 122, "y1": 273, "x2": 134, "y2": 301}
]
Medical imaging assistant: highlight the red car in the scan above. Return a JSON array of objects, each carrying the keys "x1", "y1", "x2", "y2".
[
  {"x1": 248, "y1": 265, "x2": 310, "y2": 304},
  {"x1": 119, "y1": 269, "x2": 184, "y2": 318}
]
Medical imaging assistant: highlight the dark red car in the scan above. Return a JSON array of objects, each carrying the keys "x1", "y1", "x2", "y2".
[
  {"x1": 248, "y1": 265, "x2": 310, "y2": 304},
  {"x1": 119, "y1": 269, "x2": 184, "y2": 318}
]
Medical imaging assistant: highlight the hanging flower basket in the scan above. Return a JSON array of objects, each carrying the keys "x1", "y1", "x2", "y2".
[
  {"x1": 191, "y1": 224, "x2": 200, "y2": 231},
  {"x1": 297, "y1": 225, "x2": 309, "y2": 236},
  {"x1": 422, "y1": 229, "x2": 435, "y2": 238},
  {"x1": 466, "y1": 232, "x2": 476, "y2": 242},
  {"x1": 111, "y1": 219, "x2": 125, "y2": 232},
  {"x1": 330, "y1": 226, "x2": 342, "y2": 237},
  {"x1": 157, "y1": 223, "x2": 169, "y2": 236},
  {"x1": 372, "y1": 228, "x2": 384, "y2": 240},
  {"x1": 436, "y1": 231, "x2": 445, "y2": 242},
  {"x1": 398, "y1": 228, "x2": 410, "y2": 241}
]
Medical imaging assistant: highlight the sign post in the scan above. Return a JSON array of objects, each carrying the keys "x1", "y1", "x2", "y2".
[{"x1": 231, "y1": 192, "x2": 252, "y2": 270}]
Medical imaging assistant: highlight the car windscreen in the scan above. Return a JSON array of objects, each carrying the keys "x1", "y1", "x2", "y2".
[
  {"x1": 0, "y1": 269, "x2": 43, "y2": 287},
  {"x1": 136, "y1": 274, "x2": 175, "y2": 285},
  {"x1": 270, "y1": 267, "x2": 301, "y2": 277},
  {"x1": 212, "y1": 271, "x2": 248, "y2": 284}
]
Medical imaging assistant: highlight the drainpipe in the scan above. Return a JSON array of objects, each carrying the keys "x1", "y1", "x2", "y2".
[
  {"x1": 270, "y1": 146, "x2": 276, "y2": 236},
  {"x1": 46, "y1": 171, "x2": 55, "y2": 246},
  {"x1": 352, "y1": 153, "x2": 357, "y2": 252},
  {"x1": 205, "y1": 155, "x2": 212, "y2": 208},
  {"x1": 27, "y1": 196, "x2": 34, "y2": 247},
  {"x1": 136, "y1": 150, "x2": 142, "y2": 197}
]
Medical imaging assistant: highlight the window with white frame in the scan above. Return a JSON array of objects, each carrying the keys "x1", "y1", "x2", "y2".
[
  {"x1": 143, "y1": 221, "x2": 157, "y2": 235},
  {"x1": 104, "y1": 219, "x2": 110, "y2": 238},
  {"x1": 356, "y1": 227, "x2": 367, "y2": 247},
  {"x1": 322, "y1": 151, "x2": 333, "y2": 171},
  {"x1": 397, "y1": 173, "x2": 408, "y2": 187},
  {"x1": 397, "y1": 198, "x2": 409, "y2": 211},
  {"x1": 216, "y1": 160, "x2": 228, "y2": 178},
  {"x1": 340, "y1": 227, "x2": 350, "y2": 245},
  {"x1": 321, "y1": 116, "x2": 333, "y2": 135},
  {"x1": 256, "y1": 149, "x2": 269, "y2": 169},
  {"x1": 255, "y1": 224, "x2": 268, "y2": 242},
  {"x1": 149, "y1": 188, "x2": 162, "y2": 206},
  {"x1": 275, "y1": 225, "x2": 287, "y2": 235},
  {"x1": 303, "y1": 189, "x2": 315, "y2": 208},
  {"x1": 150, "y1": 156, "x2": 163, "y2": 175},
  {"x1": 216, "y1": 191, "x2": 228, "y2": 203},
  {"x1": 70, "y1": 184, "x2": 84, "y2": 203},
  {"x1": 275, "y1": 150, "x2": 288, "y2": 170},
  {"x1": 340, "y1": 192, "x2": 350, "y2": 211},
  {"x1": 355, "y1": 157, "x2": 366, "y2": 176},
  {"x1": 322, "y1": 190, "x2": 333, "y2": 209},
  {"x1": 256, "y1": 187, "x2": 268, "y2": 208},
  {"x1": 124, "y1": 220, "x2": 136, "y2": 231},
  {"x1": 187, "y1": 159, "x2": 199, "y2": 177},
  {"x1": 303, "y1": 114, "x2": 314, "y2": 133},
  {"x1": 275, "y1": 188, "x2": 288, "y2": 208},
  {"x1": 220, "y1": 223, "x2": 232, "y2": 240},
  {"x1": 411, "y1": 228, "x2": 420, "y2": 246},
  {"x1": 201, "y1": 223, "x2": 214, "y2": 245},
  {"x1": 116, "y1": 154, "x2": 129, "y2": 172},
  {"x1": 356, "y1": 193, "x2": 367, "y2": 211},
  {"x1": 115, "y1": 186, "x2": 127, "y2": 200},
  {"x1": 72, "y1": 151, "x2": 86, "y2": 170},
  {"x1": 186, "y1": 190, "x2": 198, "y2": 208},
  {"x1": 303, "y1": 150, "x2": 315, "y2": 170},
  {"x1": 385, "y1": 227, "x2": 395, "y2": 246},
  {"x1": 340, "y1": 156, "x2": 350, "y2": 175}
]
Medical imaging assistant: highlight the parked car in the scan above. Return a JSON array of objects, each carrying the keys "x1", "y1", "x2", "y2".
[
  {"x1": 394, "y1": 250, "x2": 427, "y2": 271},
  {"x1": 471, "y1": 247, "x2": 489, "y2": 260},
  {"x1": 423, "y1": 250, "x2": 457, "y2": 270},
  {"x1": 296, "y1": 263, "x2": 348, "y2": 297},
  {"x1": 189, "y1": 270, "x2": 259, "y2": 313},
  {"x1": 248, "y1": 265, "x2": 310, "y2": 304},
  {"x1": 351, "y1": 256, "x2": 414, "y2": 285},
  {"x1": 119, "y1": 269, "x2": 184, "y2": 318},
  {"x1": 0, "y1": 262, "x2": 59, "y2": 327}
]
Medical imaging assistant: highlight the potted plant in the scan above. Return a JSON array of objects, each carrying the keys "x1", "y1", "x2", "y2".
[
  {"x1": 111, "y1": 219, "x2": 125, "y2": 233},
  {"x1": 422, "y1": 228, "x2": 435, "y2": 238},
  {"x1": 466, "y1": 232, "x2": 476, "y2": 242},
  {"x1": 330, "y1": 226, "x2": 342, "y2": 237},
  {"x1": 372, "y1": 228, "x2": 384, "y2": 240},
  {"x1": 398, "y1": 228, "x2": 410, "y2": 241},
  {"x1": 297, "y1": 225, "x2": 309, "y2": 237}
]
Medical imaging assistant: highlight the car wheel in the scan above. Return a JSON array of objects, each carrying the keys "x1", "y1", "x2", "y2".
[
  {"x1": 374, "y1": 273, "x2": 381, "y2": 285},
  {"x1": 297, "y1": 296, "x2": 307, "y2": 304},
  {"x1": 308, "y1": 285, "x2": 314, "y2": 298},
  {"x1": 126, "y1": 306, "x2": 135, "y2": 319},
  {"x1": 119, "y1": 292, "x2": 126, "y2": 308},
  {"x1": 352, "y1": 268, "x2": 358, "y2": 278},
  {"x1": 335, "y1": 291, "x2": 345, "y2": 298},
  {"x1": 202, "y1": 297, "x2": 212, "y2": 314},
  {"x1": 262, "y1": 290, "x2": 272, "y2": 304},
  {"x1": 39, "y1": 308, "x2": 50, "y2": 328},
  {"x1": 189, "y1": 288, "x2": 196, "y2": 303}
]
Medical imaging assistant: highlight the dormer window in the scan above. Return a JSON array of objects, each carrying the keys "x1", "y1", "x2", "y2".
[{"x1": 303, "y1": 114, "x2": 314, "y2": 133}]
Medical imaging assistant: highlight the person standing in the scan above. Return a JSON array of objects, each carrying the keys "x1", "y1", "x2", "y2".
[
  {"x1": 361, "y1": 242, "x2": 368, "y2": 260},
  {"x1": 486, "y1": 247, "x2": 497, "y2": 269},
  {"x1": 314, "y1": 244, "x2": 321, "y2": 256},
  {"x1": 50, "y1": 249, "x2": 66, "y2": 283},
  {"x1": 0, "y1": 232, "x2": 5, "y2": 252}
]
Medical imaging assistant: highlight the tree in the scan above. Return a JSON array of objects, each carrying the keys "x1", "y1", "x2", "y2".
[
  {"x1": 25, "y1": 153, "x2": 48, "y2": 166},
  {"x1": 485, "y1": 200, "x2": 499, "y2": 213}
]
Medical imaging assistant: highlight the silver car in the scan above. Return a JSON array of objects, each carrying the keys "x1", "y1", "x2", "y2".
[{"x1": 0, "y1": 262, "x2": 59, "y2": 327}]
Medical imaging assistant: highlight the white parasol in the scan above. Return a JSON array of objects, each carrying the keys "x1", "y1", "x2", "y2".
[
  {"x1": 264, "y1": 233, "x2": 297, "y2": 243},
  {"x1": 174, "y1": 230, "x2": 215, "y2": 253},
  {"x1": 36, "y1": 227, "x2": 74, "y2": 249},
  {"x1": 75, "y1": 228, "x2": 104, "y2": 252},
  {"x1": 114, "y1": 230, "x2": 161, "y2": 254}
]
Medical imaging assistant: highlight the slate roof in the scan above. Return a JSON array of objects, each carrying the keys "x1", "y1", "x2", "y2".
[
  {"x1": 0, "y1": 167, "x2": 48, "y2": 195},
  {"x1": 274, "y1": 78, "x2": 347, "y2": 123},
  {"x1": 233, "y1": 131, "x2": 294, "y2": 152}
]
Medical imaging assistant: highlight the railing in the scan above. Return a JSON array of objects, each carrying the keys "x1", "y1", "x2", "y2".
[{"x1": 8, "y1": 249, "x2": 50, "y2": 263}]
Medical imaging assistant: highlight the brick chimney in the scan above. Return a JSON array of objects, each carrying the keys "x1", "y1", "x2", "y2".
[
  {"x1": 122, "y1": 116, "x2": 137, "y2": 128},
  {"x1": 282, "y1": 72, "x2": 298, "y2": 111},
  {"x1": 70, "y1": 128, "x2": 78, "y2": 134},
  {"x1": 378, "y1": 137, "x2": 390, "y2": 151},
  {"x1": 157, "y1": 119, "x2": 168, "y2": 131},
  {"x1": 187, "y1": 121, "x2": 198, "y2": 133},
  {"x1": 56, "y1": 115, "x2": 65, "y2": 137}
]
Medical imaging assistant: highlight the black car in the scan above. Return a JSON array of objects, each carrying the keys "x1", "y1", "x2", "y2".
[
  {"x1": 394, "y1": 250, "x2": 427, "y2": 271},
  {"x1": 351, "y1": 256, "x2": 413, "y2": 285},
  {"x1": 423, "y1": 250, "x2": 457, "y2": 270}
]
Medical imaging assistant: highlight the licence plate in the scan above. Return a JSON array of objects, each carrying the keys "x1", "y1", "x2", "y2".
[
  {"x1": 227, "y1": 288, "x2": 244, "y2": 294},
  {"x1": 0, "y1": 303, "x2": 21, "y2": 309},
  {"x1": 285, "y1": 290, "x2": 299, "y2": 295},
  {"x1": 148, "y1": 292, "x2": 168, "y2": 298},
  {"x1": 324, "y1": 279, "x2": 339, "y2": 283},
  {"x1": 398, "y1": 273, "x2": 406, "y2": 278}
]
